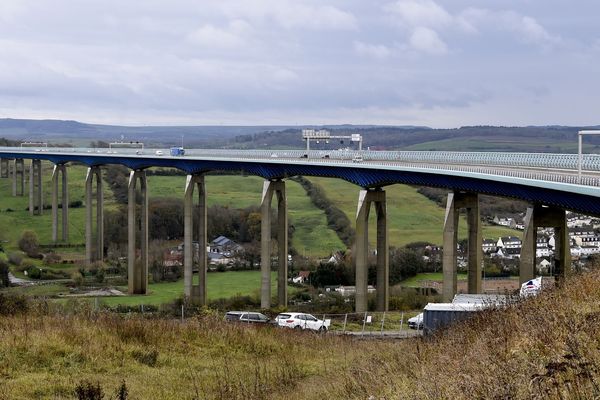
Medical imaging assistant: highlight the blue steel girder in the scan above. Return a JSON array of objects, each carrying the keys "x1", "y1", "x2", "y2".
[{"x1": 1, "y1": 151, "x2": 600, "y2": 216}]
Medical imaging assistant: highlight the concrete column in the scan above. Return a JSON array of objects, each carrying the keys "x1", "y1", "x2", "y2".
[
  {"x1": 520, "y1": 207, "x2": 536, "y2": 283},
  {"x1": 29, "y1": 160, "x2": 42, "y2": 216},
  {"x1": 11, "y1": 159, "x2": 16, "y2": 196},
  {"x1": 85, "y1": 166, "x2": 103, "y2": 265},
  {"x1": 260, "y1": 180, "x2": 288, "y2": 309},
  {"x1": 276, "y1": 183, "x2": 288, "y2": 307},
  {"x1": 442, "y1": 193, "x2": 459, "y2": 302},
  {"x1": 466, "y1": 194, "x2": 482, "y2": 294},
  {"x1": 354, "y1": 189, "x2": 388, "y2": 313},
  {"x1": 355, "y1": 190, "x2": 370, "y2": 313},
  {"x1": 520, "y1": 205, "x2": 571, "y2": 284},
  {"x1": 0, "y1": 158, "x2": 8, "y2": 178},
  {"x1": 95, "y1": 169, "x2": 103, "y2": 260},
  {"x1": 373, "y1": 191, "x2": 389, "y2": 311},
  {"x1": 13, "y1": 159, "x2": 24, "y2": 196},
  {"x1": 184, "y1": 174, "x2": 207, "y2": 305},
  {"x1": 442, "y1": 192, "x2": 482, "y2": 301},
  {"x1": 52, "y1": 164, "x2": 69, "y2": 242},
  {"x1": 128, "y1": 170, "x2": 148, "y2": 295}
]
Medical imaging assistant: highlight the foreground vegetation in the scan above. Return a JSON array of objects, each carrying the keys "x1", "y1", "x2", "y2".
[{"x1": 2, "y1": 270, "x2": 600, "y2": 399}]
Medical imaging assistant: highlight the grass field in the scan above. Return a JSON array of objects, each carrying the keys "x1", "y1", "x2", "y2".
[
  {"x1": 100, "y1": 271, "x2": 293, "y2": 306},
  {"x1": 147, "y1": 174, "x2": 345, "y2": 256},
  {"x1": 308, "y1": 177, "x2": 520, "y2": 248},
  {"x1": 0, "y1": 163, "x2": 117, "y2": 251}
]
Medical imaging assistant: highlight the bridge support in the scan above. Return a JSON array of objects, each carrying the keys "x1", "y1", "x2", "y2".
[
  {"x1": 128, "y1": 170, "x2": 148, "y2": 294},
  {"x1": 260, "y1": 180, "x2": 288, "y2": 309},
  {"x1": 520, "y1": 205, "x2": 570, "y2": 283},
  {"x1": 52, "y1": 164, "x2": 69, "y2": 242},
  {"x1": 355, "y1": 188, "x2": 388, "y2": 313},
  {"x1": 0, "y1": 158, "x2": 8, "y2": 178},
  {"x1": 85, "y1": 166, "x2": 104, "y2": 265},
  {"x1": 184, "y1": 174, "x2": 207, "y2": 305},
  {"x1": 29, "y1": 159, "x2": 43, "y2": 215},
  {"x1": 13, "y1": 158, "x2": 24, "y2": 196},
  {"x1": 442, "y1": 192, "x2": 482, "y2": 302}
]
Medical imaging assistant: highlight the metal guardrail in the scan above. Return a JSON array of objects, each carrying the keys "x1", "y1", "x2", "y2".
[{"x1": 0, "y1": 147, "x2": 599, "y2": 187}]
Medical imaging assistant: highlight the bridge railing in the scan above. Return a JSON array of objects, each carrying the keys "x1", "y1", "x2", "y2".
[{"x1": 1, "y1": 147, "x2": 599, "y2": 186}]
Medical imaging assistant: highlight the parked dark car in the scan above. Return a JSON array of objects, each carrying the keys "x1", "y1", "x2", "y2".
[{"x1": 225, "y1": 311, "x2": 270, "y2": 324}]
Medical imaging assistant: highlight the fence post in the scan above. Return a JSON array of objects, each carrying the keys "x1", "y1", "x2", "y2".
[
  {"x1": 399, "y1": 312, "x2": 404, "y2": 334},
  {"x1": 342, "y1": 314, "x2": 348, "y2": 333},
  {"x1": 361, "y1": 311, "x2": 367, "y2": 336},
  {"x1": 380, "y1": 311, "x2": 386, "y2": 334},
  {"x1": 181, "y1": 304, "x2": 184, "y2": 323}
]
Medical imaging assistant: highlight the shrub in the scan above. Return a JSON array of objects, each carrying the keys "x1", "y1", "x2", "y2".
[
  {"x1": 8, "y1": 252, "x2": 22, "y2": 266},
  {"x1": 0, "y1": 293, "x2": 29, "y2": 315},
  {"x1": 18, "y1": 230, "x2": 39, "y2": 257},
  {"x1": 74, "y1": 380, "x2": 104, "y2": 400}
]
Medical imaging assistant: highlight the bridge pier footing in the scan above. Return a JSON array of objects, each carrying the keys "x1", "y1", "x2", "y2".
[
  {"x1": 442, "y1": 192, "x2": 482, "y2": 302},
  {"x1": 52, "y1": 164, "x2": 69, "y2": 242},
  {"x1": 85, "y1": 166, "x2": 104, "y2": 265},
  {"x1": 184, "y1": 174, "x2": 207, "y2": 305},
  {"x1": 29, "y1": 159, "x2": 42, "y2": 215},
  {"x1": 520, "y1": 205, "x2": 570, "y2": 284},
  {"x1": 128, "y1": 169, "x2": 148, "y2": 295},
  {"x1": 260, "y1": 180, "x2": 288, "y2": 309},
  {"x1": 355, "y1": 188, "x2": 388, "y2": 313}
]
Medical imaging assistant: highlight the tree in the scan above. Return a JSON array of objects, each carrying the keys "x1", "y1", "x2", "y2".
[
  {"x1": 389, "y1": 247, "x2": 426, "y2": 285},
  {"x1": 18, "y1": 230, "x2": 39, "y2": 257},
  {"x1": 0, "y1": 260, "x2": 9, "y2": 287}
]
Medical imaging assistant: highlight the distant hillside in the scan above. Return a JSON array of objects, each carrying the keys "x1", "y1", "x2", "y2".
[
  {"x1": 225, "y1": 125, "x2": 600, "y2": 153},
  {"x1": 1, "y1": 118, "x2": 600, "y2": 152}
]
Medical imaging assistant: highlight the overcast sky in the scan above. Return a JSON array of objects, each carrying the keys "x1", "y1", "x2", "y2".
[{"x1": 0, "y1": 0, "x2": 599, "y2": 127}]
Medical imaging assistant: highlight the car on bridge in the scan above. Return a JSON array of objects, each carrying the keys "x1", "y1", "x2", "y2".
[{"x1": 275, "y1": 312, "x2": 329, "y2": 332}]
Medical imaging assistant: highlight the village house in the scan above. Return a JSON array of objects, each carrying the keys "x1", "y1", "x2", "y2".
[
  {"x1": 482, "y1": 239, "x2": 497, "y2": 253},
  {"x1": 209, "y1": 236, "x2": 243, "y2": 256},
  {"x1": 497, "y1": 236, "x2": 522, "y2": 249}
]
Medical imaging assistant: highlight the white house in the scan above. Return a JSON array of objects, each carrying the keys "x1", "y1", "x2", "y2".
[
  {"x1": 482, "y1": 239, "x2": 497, "y2": 253},
  {"x1": 497, "y1": 236, "x2": 522, "y2": 249}
]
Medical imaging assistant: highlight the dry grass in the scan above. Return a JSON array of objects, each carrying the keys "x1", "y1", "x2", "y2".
[{"x1": 2, "y1": 271, "x2": 600, "y2": 399}]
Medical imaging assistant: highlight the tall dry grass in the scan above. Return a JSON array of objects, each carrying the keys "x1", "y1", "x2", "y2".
[{"x1": 2, "y1": 270, "x2": 600, "y2": 399}]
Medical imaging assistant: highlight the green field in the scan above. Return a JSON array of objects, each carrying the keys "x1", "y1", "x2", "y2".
[
  {"x1": 147, "y1": 174, "x2": 345, "y2": 256},
  {"x1": 101, "y1": 271, "x2": 293, "y2": 306},
  {"x1": 308, "y1": 177, "x2": 520, "y2": 248}
]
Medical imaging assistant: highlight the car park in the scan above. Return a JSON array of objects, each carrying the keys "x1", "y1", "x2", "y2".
[
  {"x1": 225, "y1": 311, "x2": 270, "y2": 324},
  {"x1": 408, "y1": 313, "x2": 423, "y2": 329},
  {"x1": 275, "y1": 312, "x2": 329, "y2": 332}
]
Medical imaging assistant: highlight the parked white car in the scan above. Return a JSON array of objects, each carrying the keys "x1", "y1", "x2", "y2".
[
  {"x1": 155, "y1": 150, "x2": 164, "y2": 156},
  {"x1": 275, "y1": 312, "x2": 330, "y2": 332},
  {"x1": 408, "y1": 313, "x2": 423, "y2": 329}
]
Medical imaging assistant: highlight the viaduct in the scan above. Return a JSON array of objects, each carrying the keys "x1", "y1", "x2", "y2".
[{"x1": 1, "y1": 147, "x2": 600, "y2": 312}]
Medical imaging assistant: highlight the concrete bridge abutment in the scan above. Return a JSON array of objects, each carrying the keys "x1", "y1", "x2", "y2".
[
  {"x1": 355, "y1": 188, "x2": 389, "y2": 313},
  {"x1": 184, "y1": 174, "x2": 207, "y2": 305},
  {"x1": 260, "y1": 179, "x2": 288, "y2": 309},
  {"x1": 52, "y1": 164, "x2": 69, "y2": 242},
  {"x1": 442, "y1": 192, "x2": 482, "y2": 302},
  {"x1": 520, "y1": 205, "x2": 570, "y2": 284},
  {"x1": 85, "y1": 166, "x2": 104, "y2": 265},
  {"x1": 128, "y1": 169, "x2": 148, "y2": 295}
]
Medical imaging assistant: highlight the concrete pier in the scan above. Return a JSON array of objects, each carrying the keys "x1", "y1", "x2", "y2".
[
  {"x1": 260, "y1": 180, "x2": 288, "y2": 309},
  {"x1": 85, "y1": 166, "x2": 104, "y2": 265},
  {"x1": 128, "y1": 169, "x2": 148, "y2": 294},
  {"x1": 52, "y1": 164, "x2": 69, "y2": 242},
  {"x1": 355, "y1": 188, "x2": 388, "y2": 313},
  {"x1": 28, "y1": 159, "x2": 43, "y2": 215},
  {"x1": 184, "y1": 174, "x2": 207, "y2": 305},
  {"x1": 520, "y1": 205, "x2": 570, "y2": 283},
  {"x1": 13, "y1": 159, "x2": 24, "y2": 196},
  {"x1": 0, "y1": 158, "x2": 8, "y2": 178},
  {"x1": 442, "y1": 192, "x2": 482, "y2": 302}
]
